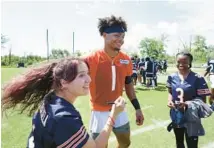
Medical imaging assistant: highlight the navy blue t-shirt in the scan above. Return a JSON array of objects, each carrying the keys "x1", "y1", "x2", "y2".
[
  {"x1": 138, "y1": 61, "x2": 145, "y2": 72},
  {"x1": 166, "y1": 71, "x2": 210, "y2": 102},
  {"x1": 27, "y1": 94, "x2": 89, "y2": 148},
  {"x1": 132, "y1": 61, "x2": 137, "y2": 74},
  {"x1": 145, "y1": 61, "x2": 154, "y2": 73}
]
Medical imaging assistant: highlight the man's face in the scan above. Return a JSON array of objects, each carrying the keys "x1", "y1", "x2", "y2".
[{"x1": 103, "y1": 32, "x2": 125, "y2": 51}]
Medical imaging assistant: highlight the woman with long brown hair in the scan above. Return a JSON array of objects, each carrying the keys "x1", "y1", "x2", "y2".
[{"x1": 2, "y1": 57, "x2": 126, "y2": 148}]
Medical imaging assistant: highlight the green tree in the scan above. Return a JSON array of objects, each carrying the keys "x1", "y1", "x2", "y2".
[
  {"x1": 206, "y1": 45, "x2": 214, "y2": 59},
  {"x1": 179, "y1": 35, "x2": 210, "y2": 63},
  {"x1": 192, "y1": 35, "x2": 207, "y2": 62},
  {"x1": 193, "y1": 35, "x2": 206, "y2": 52},
  {"x1": 139, "y1": 37, "x2": 166, "y2": 60},
  {"x1": 50, "y1": 49, "x2": 71, "y2": 59},
  {"x1": 165, "y1": 54, "x2": 175, "y2": 64},
  {"x1": 1, "y1": 54, "x2": 45, "y2": 67}
]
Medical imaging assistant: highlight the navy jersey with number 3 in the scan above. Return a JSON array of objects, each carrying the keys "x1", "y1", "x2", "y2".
[
  {"x1": 27, "y1": 94, "x2": 89, "y2": 148},
  {"x1": 166, "y1": 71, "x2": 210, "y2": 101}
]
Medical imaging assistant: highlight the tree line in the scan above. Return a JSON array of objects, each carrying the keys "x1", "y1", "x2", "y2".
[
  {"x1": 1, "y1": 34, "x2": 214, "y2": 67},
  {"x1": 138, "y1": 34, "x2": 214, "y2": 63}
]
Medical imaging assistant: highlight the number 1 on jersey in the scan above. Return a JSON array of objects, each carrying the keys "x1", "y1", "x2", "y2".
[{"x1": 112, "y1": 65, "x2": 116, "y2": 91}]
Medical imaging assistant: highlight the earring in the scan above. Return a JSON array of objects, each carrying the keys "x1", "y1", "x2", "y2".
[{"x1": 188, "y1": 64, "x2": 191, "y2": 68}]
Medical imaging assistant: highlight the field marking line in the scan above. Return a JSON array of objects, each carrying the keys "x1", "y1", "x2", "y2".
[
  {"x1": 201, "y1": 142, "x2": 214, "y2": 148},
  {"x1": 109, "y1": 119, "x2": 170, "y2": 143},
  {"x1": 142, "y1": 105, "x2": 153, "y2": 110},
  {"x1": 151, "y1": 119, "x2": 174, "y2": 135}
]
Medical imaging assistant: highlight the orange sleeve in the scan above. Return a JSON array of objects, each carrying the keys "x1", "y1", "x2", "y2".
[
  {"x1": 83, "y1": 54, "x2": 94, "y2": 73},
  {"x1": 83, "y1": 53, "x2": 98, "y2": 78},
  {"x1": 83, "y1": 54, "x2": 91, "y2": 67}
]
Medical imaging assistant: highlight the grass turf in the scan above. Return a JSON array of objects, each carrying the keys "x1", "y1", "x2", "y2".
[{"x1": 1, "y1": 67, "x2": 214, "y2": 148}]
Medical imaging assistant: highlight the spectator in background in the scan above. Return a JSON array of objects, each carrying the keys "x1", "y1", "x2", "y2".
[
  {"x1": 145, "y1": 57, "x2": 155, "y2": 88},
  {"x1": 138, "y1": 58, "x2": 146, "y2": 85},
  {"x1": 131, "y1": 57, "x2": 138, "y2": 85},
  {"x1": 204, "y1": 59, "x2": 214, "y2": 105}
]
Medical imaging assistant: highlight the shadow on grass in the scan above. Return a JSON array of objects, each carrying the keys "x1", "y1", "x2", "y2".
[
  {"x1": 123, "y1": 89, "x2": 138, "y2": 93},
  {"x1": 155, "y1": 85, "x2": 167, "y2": 92},
  {"x1": 134, "y1": 82, "x2": 167, "y2": 92},
  {"x1": 136, "y1": 87, "x2": 151, "y2": 91},
  {"x1": 157, "y1": 82, "x2": 167, "y2": 86}
]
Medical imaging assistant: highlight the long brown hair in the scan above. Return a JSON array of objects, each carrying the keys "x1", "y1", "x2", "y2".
[{"x1": 2, "y1": 57, "x2": 87, "y2": 116}]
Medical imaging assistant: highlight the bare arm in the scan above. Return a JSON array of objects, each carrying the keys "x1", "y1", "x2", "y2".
[
  {"x1": 82, "y1": 98, "x2": 125, "y2": 148},
  {"x1": 125, "y1": 82, "x2": 137, "y2": 101},
  {"x1": 124, "y1": 78, "x2": 141, "y2": 110},
  {"x1": 124, "y1": 76, "x2": 144, "y2": 125},
  {"x1": 168, "y1": 88, "x2": 173, "y2": 102},
  {"x1": 167, "y1": 88, "x2": 175, "y2": 108},
  {"x1": 82, "y1": 110, "x2": 116, "y2": 148},
  {"x1": 93, "y1": 110, "x2": 116, "y2": 147}
]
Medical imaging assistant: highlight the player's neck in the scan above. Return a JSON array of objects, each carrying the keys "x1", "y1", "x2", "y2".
[
  {"x1": 178, "y1": 69, "x2": 191, "y2": 77},
  {"x1": 104, "y1": 46, "x2": 119, "y2": 58}
]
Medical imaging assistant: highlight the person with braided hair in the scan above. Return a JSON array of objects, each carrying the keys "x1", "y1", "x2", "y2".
[
  {"x1": 2, "y1": 57, "x2": 126, "y2": 148},
  {"x1": 166, "y1": 52, "x2": 210, "y2": 148}
]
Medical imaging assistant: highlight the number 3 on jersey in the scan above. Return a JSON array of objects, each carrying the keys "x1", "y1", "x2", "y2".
[{"x1": 176, "y1": 88, "x2": 184, "y2": 103}]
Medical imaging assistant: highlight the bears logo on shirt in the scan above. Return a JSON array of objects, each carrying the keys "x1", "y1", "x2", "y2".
[{"x1": 120, "y1": 59, "x2": 129, "y2": 65}]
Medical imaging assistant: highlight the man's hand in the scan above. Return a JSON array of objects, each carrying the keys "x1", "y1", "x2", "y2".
[{"x1": 136, "y1": 109, "x2": 144, "y2": 126}]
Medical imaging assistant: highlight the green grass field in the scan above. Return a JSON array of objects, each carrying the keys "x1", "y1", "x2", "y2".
[{"x1": 1, "y1": 67, "x2": 214, "y2": 148}]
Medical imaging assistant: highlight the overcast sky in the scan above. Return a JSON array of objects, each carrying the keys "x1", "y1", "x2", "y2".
[{"x1": 2, "y1": 0, "x2": 214, "y2": 57}]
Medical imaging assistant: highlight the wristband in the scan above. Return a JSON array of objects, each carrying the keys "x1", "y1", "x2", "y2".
[{"x1": 131, "y1": 98, "x2": 141, "y2": 110}]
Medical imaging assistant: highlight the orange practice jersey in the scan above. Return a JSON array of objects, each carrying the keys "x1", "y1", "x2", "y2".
[{"x1": 85, "y1": 50, "x2": 133, "y2": 111}]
